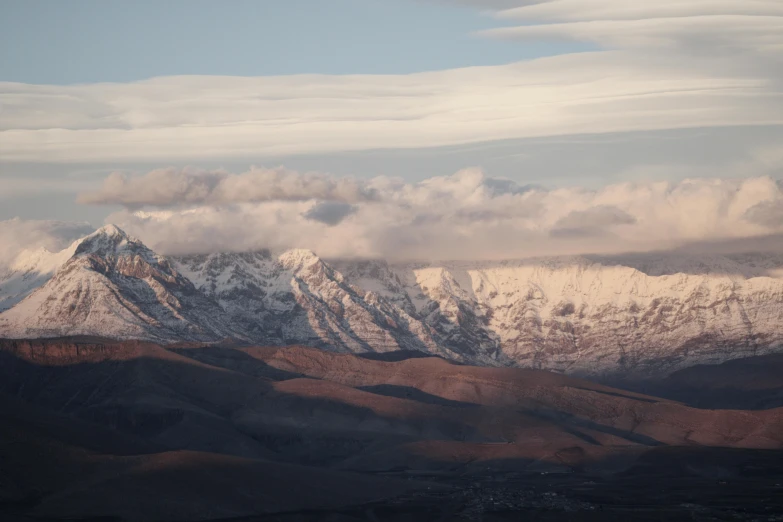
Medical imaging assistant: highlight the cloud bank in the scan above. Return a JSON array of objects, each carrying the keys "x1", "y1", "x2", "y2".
[
  {"x1": 1, "y1": 1, "x2": 781, "y2": 163},
  {"x1": 0, "y1": 219, "x2": 94, "y2": 268},
  {"x1": 75, "y1": 168, "x2": 783, "y2": 261},
  {"x1": 78, "y1": 167, "x2": 377, "y2": 208}
]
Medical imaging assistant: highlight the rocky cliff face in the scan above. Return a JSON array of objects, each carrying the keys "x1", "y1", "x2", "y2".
[
  {"x1": 172, "y1": 250, "x2": 465, "y2": 361},
  {"x1": 1, "y1": 225, "x2": 782, "y2": 377}
]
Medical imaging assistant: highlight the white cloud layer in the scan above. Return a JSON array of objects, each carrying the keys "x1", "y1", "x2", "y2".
[
  {"x1": 0, "y1": 219, "x2": 94, "y2": 268},
  {"x1": 1, "y1": 0, "x2": 781, "y2": 163},
  {"x1": 82, "y1": 168, "x2": 783, "y2": 261}
]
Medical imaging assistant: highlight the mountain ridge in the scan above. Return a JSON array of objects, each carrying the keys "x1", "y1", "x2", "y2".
[{"x1": 1, "y1": 224, "x2": 782, "y2": 377}]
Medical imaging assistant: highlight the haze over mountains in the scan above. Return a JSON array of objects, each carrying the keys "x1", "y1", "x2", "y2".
[{"x1": 2, "y1": 224, "x2": 782, "y2": 378}]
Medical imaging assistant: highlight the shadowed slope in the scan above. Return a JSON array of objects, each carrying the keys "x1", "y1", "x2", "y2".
[
  {"x1": 246, "y1": 346, "x2": 783, "y2": 450},
  {"x1": 625, "y1": 353, "x2": 783, "y2": 410},
  {"x1": 1, "y1": 337, "x2": 782, "y2": 520},
  {"x1": 0, "y1": 395, "x2": 423, "y2": 522}
]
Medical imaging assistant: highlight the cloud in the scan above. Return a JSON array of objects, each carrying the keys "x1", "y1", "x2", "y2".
[
  {"x1": 1, "y1": 0, "x2": 781, "y2": 164},
  {"x1": 551, "y1": 205, "x2": 636, "y2": 237},
  {"x1": 303, "y1": 202, "x2": 358, "y2": 226},
  {"x1": 485, "y1": 15, "x2": 783, "y2": 55},
  {"x1": 78, "y1": 167, "x2": 377, "y2": 208},
  {"x1": 744, "y1": 200, "x2": 783, "y2": 228},
  {"x1": 0, "y1": 218, "x2": 94, "y2": 268},
  {"x1": 95, "y1": 168, "x2": 783, "y2": 261},
  {"x1": 435, "y1": 0, "x2": 523, "y2": 8},
  {"x1": 78, "y1": 166, "x2": 542, "y2": 211},
  {"x1": 495, "y1": 1, "x2": 783, "y2": 24}
]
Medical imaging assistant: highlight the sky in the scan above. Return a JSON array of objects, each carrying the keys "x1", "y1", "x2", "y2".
[
  {"x1": 0, "y1": 0, "x2": 583, "y2": 83},
  {"x1": 1, "y1": 0, "x2": 782, "y2": 261}
]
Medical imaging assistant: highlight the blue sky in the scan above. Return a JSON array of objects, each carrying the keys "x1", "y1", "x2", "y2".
[{"x1": 0, "y1": 0, "x2": 584, "y2": 84}]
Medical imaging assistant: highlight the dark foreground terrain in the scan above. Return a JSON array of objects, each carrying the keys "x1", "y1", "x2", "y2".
[
  {"x1": 1, "y1": 338, "x2": 782, "y2": 522},
  {"x1": 255, "y1": 454, "x2": 783, "y2": 522}
]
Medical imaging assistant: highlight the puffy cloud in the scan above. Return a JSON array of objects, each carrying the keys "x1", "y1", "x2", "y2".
[
  {"x1": 95, "y1": 168, "x2": 783, "y2": 261},
  {"x1": 5, "y1": 170, "x2": 781, "y2": 263},
  {"x1": 744, "y1": 200, "x2": 783, "y2": 228},
  {"x1": 0, "y1": 218, "x2": 94, "y2": 268},
  {"x1": 303, "y1": 202, "x2": 358, "y2": 226},
  {"x1": 78, "y1": 168, "x2": 226, "y2": 208},
  {"x1": 551, "y1": 205, "x2": 636, "y2": 237},
  {"x1": 1, "y1": 1, "x2": 781, "y2": 164},
  {"x1": 78, "y1": 167, "x2": 377, "y2": 208}
]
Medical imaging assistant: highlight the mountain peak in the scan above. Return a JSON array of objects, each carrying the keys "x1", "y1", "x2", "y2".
[
  {"x1": 277, "y1": 249, "x2": 320, "y2": 271},
  {"x1": 74, "y1": 224, "x2": 148, "y2": 257},
  {"x1": 94, "y1": 224, "x2": 129, "y2": 239}
]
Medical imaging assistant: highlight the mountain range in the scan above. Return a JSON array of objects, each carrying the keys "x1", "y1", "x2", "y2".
[{"x1": 1, "y1": 224, "x2": 782, "y2": 378}]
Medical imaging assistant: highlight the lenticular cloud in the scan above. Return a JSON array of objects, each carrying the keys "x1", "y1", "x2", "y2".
[{"x1": 2, "y1": 1, "x2": 781, "y2": 163}]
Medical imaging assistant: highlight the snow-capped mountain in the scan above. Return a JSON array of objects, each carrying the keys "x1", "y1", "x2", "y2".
[
  {"x1": 1, "y1": 225, "x2": 782, "y2": 377},
  {"x1": 331, "y1": 260, "x2": 503, "y2": 363},
  {"x1": 172, "y1": 250, "x2": 467, "y2": 362},
  {"x1": 367, "y1": 257, "x2": 783, "y2": 377},
  {"x1": 0, "y1": 226, "x2": 242, "y2": 342}
]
